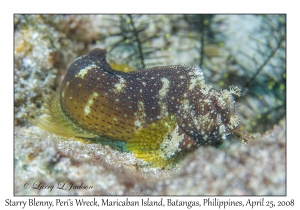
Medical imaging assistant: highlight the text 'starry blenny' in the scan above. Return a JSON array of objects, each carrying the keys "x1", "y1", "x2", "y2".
[{"x1": 32, "y1": 48, "x2": 241, "y2": 166}]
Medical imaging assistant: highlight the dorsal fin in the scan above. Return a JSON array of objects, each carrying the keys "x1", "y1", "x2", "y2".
[{"x1": 87, "y1": 48, "x2": 126, "y2": 75}]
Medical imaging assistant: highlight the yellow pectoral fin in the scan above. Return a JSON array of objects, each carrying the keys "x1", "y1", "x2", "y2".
[{"x1": 126, "y1": 115, "x2": 179, "y2": 166}]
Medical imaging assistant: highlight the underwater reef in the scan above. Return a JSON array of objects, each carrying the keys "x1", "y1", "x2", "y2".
[{"x1": 14, "y1": 14, "x2": 286, "y2": 195}]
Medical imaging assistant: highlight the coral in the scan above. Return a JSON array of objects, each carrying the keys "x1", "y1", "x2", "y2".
[
  {"x1": 14, "y1": 15, "x2": 108, "y2": 125},
  {"x1": 211, "y1": 15, "x2": 286, "y2": 133},
  {"x1": 14, "y1": 14, "x2": 286, "y2": 195},
  {"x1": 14, "y1": 15, "x2": 59, "y2": 125}
]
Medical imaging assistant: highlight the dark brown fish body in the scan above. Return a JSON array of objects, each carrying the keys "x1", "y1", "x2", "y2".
[{"x1": 34, "y1": 49, "x2": 241, "y2": 164}]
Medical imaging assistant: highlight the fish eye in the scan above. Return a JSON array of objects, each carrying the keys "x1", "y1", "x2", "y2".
[{"x1": 212, "y1": 102, "x2": 221, "y2": 113}]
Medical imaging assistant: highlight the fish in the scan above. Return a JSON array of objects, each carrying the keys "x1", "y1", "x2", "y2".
[{"x1": 31, "y1": 48, "x2": 241, "y2": 166}]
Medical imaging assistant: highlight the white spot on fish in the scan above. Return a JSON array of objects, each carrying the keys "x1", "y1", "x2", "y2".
[{"x1": 76, "y1": 64, "x2": 97, "y2": 79}]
